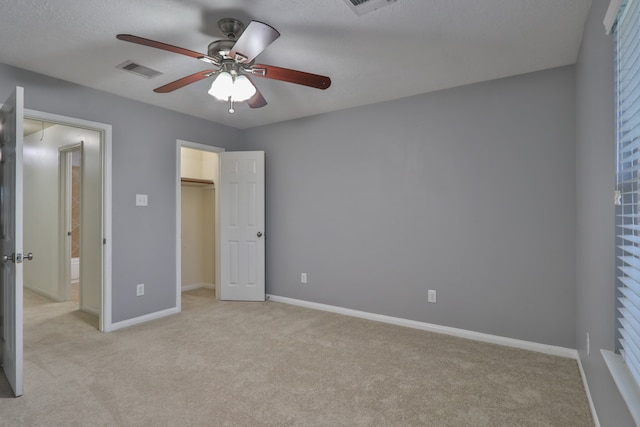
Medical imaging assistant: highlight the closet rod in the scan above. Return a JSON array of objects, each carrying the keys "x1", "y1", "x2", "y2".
[{"x1": 181, "y1": 177, "x2": 214, "y2": 185}]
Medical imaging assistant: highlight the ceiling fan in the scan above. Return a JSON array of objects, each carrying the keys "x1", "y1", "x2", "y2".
[{"x1": 117, "y1": 18, "x2": 331, "y2": 113}]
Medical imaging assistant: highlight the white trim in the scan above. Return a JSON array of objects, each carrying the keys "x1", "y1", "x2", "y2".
[
  {"x1": 58, "y1": 145, "x2": 72, "y2": 301},
  {"x1": 57, "y1": 145, "x2": 82, "y2": 301},
  {"x1": 23, "y1": 108, "x2": 112, "y2": 332},
  {"x1": 181, "y1": 282, "x2": 215, "y2": 292},
  {"x1": 24, "y1": 285, "x2": 62, "y2": 302},
  {"x1": 604, "y1": 0, "x2": 623, "y2": 34},
  {"x1": 577, "y1": 356, "x2": 602, "y2": 427},
  {"x1": 181, "y1": 283, "x2": 202, "y2": 292},
  {"x1": 266, "y1": 295, "x2": 578, "y2": 359},
  {"x1": 602, "y1": 349, "x2": 640, "y2": 426},
  {"x1": 110, "y1": 307, "x2": 179, "y2": 331},
  {"x1": 102, "y1": 123, "x2": 113, "y2": 332},
  {"x1": 175, "y1": 140, "x2": 224, "y2": 313},
  {"x1": 80, "y1": 306, "x2": 99, "y2": 317}
]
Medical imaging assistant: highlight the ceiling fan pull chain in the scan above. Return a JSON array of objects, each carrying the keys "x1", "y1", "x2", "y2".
[{"x1": 228, "y1": 97, "x2": 235, "y2": 114}]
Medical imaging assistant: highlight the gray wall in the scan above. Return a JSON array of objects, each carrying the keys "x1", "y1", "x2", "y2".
[
  {"x1": 575, "y1": 0, "x2": 635, "y2": 425},
  {"x1": 0, "y1": 63, "x2": 241, "y2": 323},
  {"x1": 3, "y1": 1, "x2": 633, "y2": 421},
  {"x1": 242, "y1": 66, "x2": 577, "y2": 348}
]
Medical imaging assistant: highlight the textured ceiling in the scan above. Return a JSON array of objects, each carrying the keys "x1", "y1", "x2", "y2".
[{"x1": 0, "y1": 0, "x2": 591, "y2": 129}]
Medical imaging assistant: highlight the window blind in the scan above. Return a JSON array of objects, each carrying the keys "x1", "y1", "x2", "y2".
[{"x1": 616, "y1": 0, "x2": 640, "y2": 387}]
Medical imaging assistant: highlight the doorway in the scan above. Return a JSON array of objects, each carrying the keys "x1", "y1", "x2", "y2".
[
  {"x1": 22, "y1": 112, "x2": 112, "y2": 331},
  {"x1": 175, "y1": 141, "x2": 266, "y2": 307},
  {"x1": 176, "y1": 141, "x2": 223, "y2": 309},
  {"x1": 59, "y1": 144, "x2": 82, "y2": 305}
]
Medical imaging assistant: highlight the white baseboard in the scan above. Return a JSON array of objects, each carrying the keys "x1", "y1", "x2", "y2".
[
  {"x1": 266, "y1": 294, "x2": 578, "y2": 359},
  {"x1": 181, "y1": 282, "x2": 215, "y2": 292},
  {"x1": 110, "y1": 306, "x2": 179, "y2": 331},
  {"x1": 577, "y1": 355, "x2": 601, "y2": 427},
  {"x1": 25, "y1": 285, "x2": 63, "y2": 302},
  {"x1": 181, "y1": 283, "x2": 201, "y2": 292},
  {"x1": 80, "y1": 305, "x2": 99, "y2": 316}
]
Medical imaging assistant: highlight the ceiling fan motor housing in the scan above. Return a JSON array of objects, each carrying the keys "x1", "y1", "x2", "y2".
[
  {"x1": 207, "y1": 39, "x2": 236, "y2": 60},
  {"x1": 218, "y1": 18, "x2": 245, "y2": 40}
]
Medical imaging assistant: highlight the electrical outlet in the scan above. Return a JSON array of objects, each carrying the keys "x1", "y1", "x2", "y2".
[
  {"x1": 136, "y1": 194, "x2": 148, "y2": 206},
  {"x1": 428, "y1": 290, "x2": 437, "y2": 303},
  {"x1": 136, "y1": 283, "x2": 144, "y2": 296},
  {"x1": 301, "y1": 273, "x2": 307, "y2": 284}
]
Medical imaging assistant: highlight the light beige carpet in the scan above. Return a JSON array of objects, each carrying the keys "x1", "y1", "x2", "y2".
[{"x1": 0, "y1": 288, "x2": 593, "y2": 426}]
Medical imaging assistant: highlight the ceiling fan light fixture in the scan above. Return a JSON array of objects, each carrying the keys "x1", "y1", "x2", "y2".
[
  {"x1": 208, "y1": 71, "x2": 256, "y2": 103},
  {"x1": 232, "y1": 75, "x2": 256, "y2": 102},
  {"x1": 208, "y1": 71, "x2": 233, "y2": 100},
  {"x1": 117, "y1": 19, "x2": 330, "y2": 114}
]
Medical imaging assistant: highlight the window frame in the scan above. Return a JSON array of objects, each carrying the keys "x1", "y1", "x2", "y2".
[{"x1": 610, "y1": 0, "x2": 640, "y2": 424}]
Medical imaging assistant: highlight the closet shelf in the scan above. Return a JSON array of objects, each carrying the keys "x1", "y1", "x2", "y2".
[{"x1": 181, "y1": 177, "x2": 214, "y2": 187}]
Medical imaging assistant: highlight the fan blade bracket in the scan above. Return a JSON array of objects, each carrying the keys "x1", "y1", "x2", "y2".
[
  {"x1": 246, "y1": 67, "x2": 267, "y2": 77},
  {"x1": 198, "y1": 55, "x2": 221, "y2": 65},
  {"x1": 233, "y1": 53, "x2": 250, "y2": 64}
]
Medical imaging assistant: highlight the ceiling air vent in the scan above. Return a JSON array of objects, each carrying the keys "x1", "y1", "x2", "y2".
[
  {"x1": 116, "y1": 60, "x2": 163, "y2": 79},
  {"x1": 343, "y1": 0, "x2": 397, "y2": 15}
]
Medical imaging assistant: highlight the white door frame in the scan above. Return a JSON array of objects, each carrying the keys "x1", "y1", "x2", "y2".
[
  {"x1": 175, "y1": 140, "x2": 224, "y2": 310},
  {"x1": 58, "y1": 142, "x2": 83, "y2": 302},
  {"x1": 25, "y1": 108, "x2": 112, "y2": 332}
]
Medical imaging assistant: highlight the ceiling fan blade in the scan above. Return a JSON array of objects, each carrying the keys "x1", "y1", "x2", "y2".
[
  {"x1": 249, "y1": 64, "x2": 331, "y2": 90},
  {"x1": 246, "y1": 78, "x2": 267, "y2": 108},
  {"x1": 116, "y1": 34, "x2": 221, "y2": 65},
  {"x1": 248, "y1": 91, "x2": 268, "y2": 109},
  {"x1": 153, "y1": 70, "x2": 217, "y2": 93},
  {"x1": 229, "y1": 21, "x2": 280, "y2": 64}
]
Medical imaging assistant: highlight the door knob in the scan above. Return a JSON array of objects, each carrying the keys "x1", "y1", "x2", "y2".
[
  {"x1": 257, "y1": 231, "x2": 263, "y2": 238},
  {"x1": 4, "y1": 253, "x2": 33, "y2": 264}
]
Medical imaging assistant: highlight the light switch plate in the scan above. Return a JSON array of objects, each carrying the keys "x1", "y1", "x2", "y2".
[
  {"x1": 136, "y1": 194, "x2": 148, "y2": 206},
  {"x1": 428, "y1": 290, "x2": 437, "y2": 303}
]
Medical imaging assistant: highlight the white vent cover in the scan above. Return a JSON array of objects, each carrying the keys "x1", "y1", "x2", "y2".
[
  {"x1": 343, "y1": 0, "x2": 397, "y2": 15},
  {"x1": 116, "y1": 60, "x2": 163, "y2": 79}
]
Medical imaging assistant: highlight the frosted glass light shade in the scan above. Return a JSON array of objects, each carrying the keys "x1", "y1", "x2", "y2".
[
  {"x1": 208, "y1": 72, "x2": 256, "y2": 102},
  {"x1": 208, "y1": 72, "x2": 233, "y2": 100},
  {"x1": 232, "y1": 75, "x2": 256, "y2": 102}
]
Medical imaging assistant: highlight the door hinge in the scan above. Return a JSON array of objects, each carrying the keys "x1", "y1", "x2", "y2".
[{"x1": 103, "y1": 238, "x2": 106, "y2": 245}]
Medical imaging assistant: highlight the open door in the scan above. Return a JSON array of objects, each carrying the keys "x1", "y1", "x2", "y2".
[
  {"x1": 0, "y1": 87, "x2": 24, "y2": 397},
  {"x1": 219, "y1": 151, "x2": 265, "y2": 301}
]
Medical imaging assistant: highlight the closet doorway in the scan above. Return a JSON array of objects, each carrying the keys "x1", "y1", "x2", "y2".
[{"x1": 176, "y1": 141, "x2": 223, "y2": 307}]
